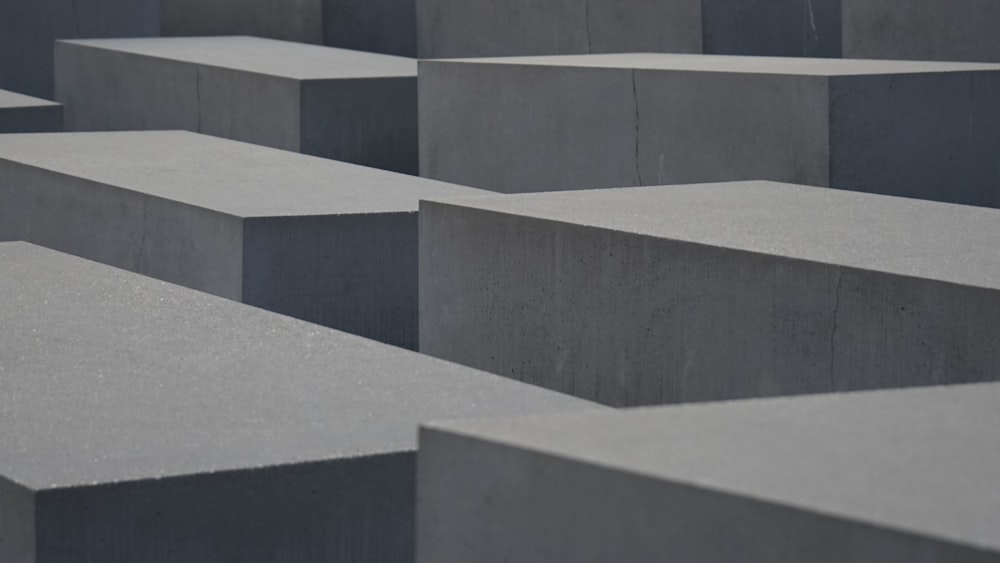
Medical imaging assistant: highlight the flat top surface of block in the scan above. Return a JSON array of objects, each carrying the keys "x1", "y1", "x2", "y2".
[
  {"x1": 0, "y1": 88, "x2": 59, "y2": 109},
  {"x1": 426, "y1": 181, "x2": 1000, "y2": 289},
  {"x1": 428, "y1": 382, "x2": 1000, "y2": 552},
  {"x1": 0, "y1": 131, "x2": 485, "y2": 217},
  {"x1": 0, "y1": 243, "x2": 593, "y2": 490},
  {"x1": 432, "y1": 52, "x2": 1000, "y2": 76},
  {"x1": 61, "y1": 36, "x2": 416, "y2": 80}
]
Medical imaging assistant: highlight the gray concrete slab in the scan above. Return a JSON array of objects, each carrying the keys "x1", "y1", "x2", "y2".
[
  {"x1": 419, "y1": 382, "x2": 1000, "y2": 562},
  {"x1": 417, "y1": 0, "x2": 702, "y2": 58},
  {"x1": 417, "y1": 0, "x2": 844, "y2": 58},
  {"x1": 0, "y1": 90, "x2": 62, "y2": 134},
  {"x1": 419, "y1": 181, "x2": 1000, "y2": 406},
  {"x1": 0, "y1": 130, "x2": 487, "y2": 349},
  {"x1": 0, "y1": 0, "x2": 159, "y2": 98},
  {"x1": 843, "y1": 0, "x2": 1000, "y2": 62},
  {"x1": 419, "y1": 0, "x2": 1000, "y2": 62},
  {"x1": 419, "y1": 53, "x2": 1000, "y2": 207},
  {"x1": 0, "y1": 242, "x2": 596, "y2": 563},
  {"x1": 56, "y1": 36, "x2": 418, "y2": 173},
  {"x1": 162, "y1": 0, "x2": 415, "y2": 56}
]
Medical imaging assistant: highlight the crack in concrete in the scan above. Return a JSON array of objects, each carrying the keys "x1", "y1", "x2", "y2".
[
  {"x1": 828, "y1": 268, "x2": 844, "y2": 392},
  {"x1": 584, "y1": 0, "x2": 593, "y2": 54},
  {"x1": 632, "y1": 69, "x2": 643, "y2": 185}
]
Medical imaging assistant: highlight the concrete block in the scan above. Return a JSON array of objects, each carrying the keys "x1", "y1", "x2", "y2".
[
  {"x1": 0, "y1": 130, "x2": 486, "y2": 349},
  {"x1": 0, "y1": 0, "x2": 159, "y2": 98},
  {"x1": 162, "y1": 0, "x2": 416, "y2": 57},
  {"x1": 417, "y1": 0, "x2": 844, "y2": 59},
  {"x1": 419, "y1": 0, "x2": 1000, "y2": 62},
  {"x1": 0, "y1": 241, "x2": 595, "y2": 563},
  {"x1": 701, "y1": 0, "x2": 842, "y2": 58},
  {"x1": 0, "y1": 90, "x2": 62, "y2": 133},
  {"x1": 417, "y1": 0, "x2": 702, "y2": 59},
  {"x1": 843, "y1": 0, "x2": 1000, "y2": 62},
  {"x1": 419, "y1": 54, "x2": 1000, "y2": 207},
  {"x1": 420, "y1": 181, "x2": 1000, "y2": 406},
  {"x1": 419, "y1": 382, "x2": 1000, "y2": 562},
  {"x1": 56, "y1": 36, "x2": 418, "y2": 174}
]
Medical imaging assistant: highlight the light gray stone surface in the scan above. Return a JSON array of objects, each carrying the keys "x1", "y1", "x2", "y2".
[
  {"x1": 420, "y1": 181, "x2": 1000, "y2": 406},
  {"x1": 0, "y1": 130, "x2": 487, "y2": 349},
  {"x1": 0, "y1": 90, "x2": 62, "y2": 133},
  {"x1": 162, "y1": 0, "x2": 416, "y2": 56},
  {"x1": 419, "y1": 53, "x2": 1000, "y2": 207},
  {"x1": 843, "y1": 0, "x2": 1000, "y2": 62},
  {"x1": 0, "y1": 242, "x2": 596, "y2": 563},
  {"x1": 419, "y1": 382, "x2": 1000, "y2": 562},
  {"x1": 0, "y1": 0, "x2": 159, "y2": 98},
  {"x1": 56, "y1": 36, "x2": 418, "y2": 173}
]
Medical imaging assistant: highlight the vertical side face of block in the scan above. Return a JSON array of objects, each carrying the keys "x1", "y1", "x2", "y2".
[
  {"x1": 830, "y1": 71, "x2": 1000, "y2": 208},
  {"x1": 636, "y1": 70, "x2": 830, "y2": 188},
  {"x1": 417, "y1": 426, "x2": 1000, "y2": 563},
  {"x1": 0, "y1": 479, "x2": 34, "y2": 563},
  {"x1": 702, "y1": 0, "x2": 842, "y2": 58},
  {"x1": 0, "y1": 106, "x2": 63, "y2": 134},
  {"x1": 421, "y1": 203, "x2": 839, "y2": 406},
  {"x1": 420, "y1": 199, "x2": 1000, "y2": 406},
  {"x1": 161, "y1": 0, "x2": 324, "y2": 44},
  {"x1": 0, "y1": 163, "x2": 244, "y2": 300},
  {"x1": 419, "y1": 63, "x2": 637, "y2": 192},
  {"x1": 301, "y1": 78, "x2": 417, "y2": 174},
  {"x1": 416, "y1": 0, "x2": 701, "y2": 58},
  {"x1": 243, "y1": 213, "x2": 418, "y2": 350},
  {"x1": 828, "y1": 271, "x2": 1000, "y2": 392},
  {"x1": 583, "y1": 0, "x2": 702, "y2": 55},
  {"x1": 55, "y1": 44, "x2": 199, "y2": 133},
  {"x1": 842, "y1": 0, "x2": 1000, "y2": 62},
  {"x1": 322, "y1": 0, "x2": 417, "y2": 57},
  {"x1": 35, "y1": 454, "x2": 415, "y2": 563},
  {"x1": 199, "y1": 67, "x2": 302, "y2": 153},
  {"x1": 0, "y1": 0, "x2": 158, "y2": 98}
]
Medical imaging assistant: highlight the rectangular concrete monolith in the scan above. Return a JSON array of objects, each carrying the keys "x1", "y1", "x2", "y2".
[
  {"x1": 0, "y1": 131, "x2": 487, "y2": 349},
  {"x1": 0, "y1": 242, "x2": 596, "y2": 563},
  {"x1": 420, "y1": 182, "x2": 1000, "y2": 406},
  {"x1": 419, "y1": 54, "x2": 1000, "y2": 207},
  {"x1": 56, "y1": 36, "x2": 418, "y2": 173},
  {"x1": 419, "y1": 382, "x2": 1000, "y2": 562}
]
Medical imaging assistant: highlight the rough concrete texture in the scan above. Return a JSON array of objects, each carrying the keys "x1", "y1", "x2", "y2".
[
  {"x1": 0, "y1": 130, "x2": 487, "y2": 349},
  {"x1": 419, "y1": 181, "x2": 1000, "y2": 406},
  {"x1": 419, "y1": 382, "x2": 1000, "y2": 562},
  {"x1": 419, "y1": 54, "x2": 1000, "y2": 207},
  {"x1": 0, "y1": 0, "x2": 159, "y2": 98},
  {"x1": 56, "y1": 36, "x2": 418, "y2": 173},
  {"x1": 418, "y1": 0, "x2": 844, "y2": 59},
  {"x1": 420, "y1": 0, "x2": 1000, "y2": 61},
  {"x1": 843, "y1": 0, "x2": 1000, "y2": 62},
  {"x1": 417, "y1": 0, "x2": 702, "y2": 58},
  {"x1": 162, "y1": 0, "x2": 415, "y2": 56},
  {"x1": 0, "y1": 242, "x2": 596, "y2": 563},
  {"x1": 0, "y1": 90, "x2": 62, "y2": 134},
  {"x1": 702, "y1": 0, "x2": 841, "y2": 58},
  {"x1": 162, "y1": 0, "x2": 325, "y2": 44}
]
